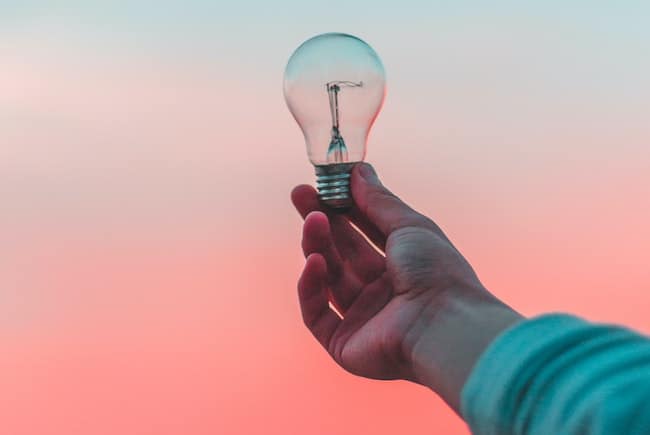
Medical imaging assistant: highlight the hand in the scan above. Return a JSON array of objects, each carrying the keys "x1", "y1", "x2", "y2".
[{"x1": 292, "y1": 163, "x2": 522, "y2": 411}]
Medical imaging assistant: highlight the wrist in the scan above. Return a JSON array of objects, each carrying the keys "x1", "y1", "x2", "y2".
[{"x1": 404, "y1": 289, "x2": 523, "y2": 413}]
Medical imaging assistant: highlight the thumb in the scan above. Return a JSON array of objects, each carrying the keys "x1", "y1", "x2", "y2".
[{"x1": 351, "y1": 163, "x2": 430, "y2": 237}]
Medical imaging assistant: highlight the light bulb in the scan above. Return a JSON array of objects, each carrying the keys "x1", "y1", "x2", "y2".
[{"x1": 283, "y1": 33, "x2": 386, "y2": 209}]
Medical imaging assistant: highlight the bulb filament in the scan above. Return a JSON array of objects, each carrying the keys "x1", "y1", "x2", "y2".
[{"x1": 326, "y1": 81, "x2": 362, "y2": 163}]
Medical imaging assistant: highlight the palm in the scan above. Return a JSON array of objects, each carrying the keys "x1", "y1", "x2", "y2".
[
  {"x1": 334, "y1": 275, "x2": 427, "y2": 380},
  {"x1": 336, "y1": 227, "x2": 461, "y2": 380}
]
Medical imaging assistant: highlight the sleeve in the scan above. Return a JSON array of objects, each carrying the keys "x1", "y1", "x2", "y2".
[{"x1": 460, "y1": 313, "x2": 650, "y2": 435}]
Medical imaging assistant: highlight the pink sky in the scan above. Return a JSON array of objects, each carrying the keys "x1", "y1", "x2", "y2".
[{"x1": 2, "y1": 2, "x2": 650, "y2": 434}]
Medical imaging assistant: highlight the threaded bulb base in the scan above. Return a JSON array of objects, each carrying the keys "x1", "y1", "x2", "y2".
[{"x1": 314, "y1": 163, "x2": 355, "y2": 210}]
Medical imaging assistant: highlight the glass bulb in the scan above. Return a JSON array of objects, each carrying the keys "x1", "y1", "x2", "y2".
[{"x1": 283, "y1": 33, "x2": 386, "y2": 209}]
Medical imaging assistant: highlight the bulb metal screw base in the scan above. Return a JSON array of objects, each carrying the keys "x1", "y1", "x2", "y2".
[{"x1": 314, "y1": 163, "x2": 355, "y2": 210}]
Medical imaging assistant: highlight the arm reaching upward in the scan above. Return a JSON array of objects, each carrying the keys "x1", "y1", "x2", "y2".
[{"x1": 292, "y1": 162, "x2": 650, "y2": 434}]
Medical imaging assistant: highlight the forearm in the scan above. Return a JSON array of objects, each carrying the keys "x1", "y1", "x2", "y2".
[{"x1": 406, "y1": 290, "x2": 523, "y2": 413}]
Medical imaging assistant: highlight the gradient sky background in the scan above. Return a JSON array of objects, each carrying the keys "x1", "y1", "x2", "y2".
[{"x1": 2, "y1": 1, "x2": 650, "y2": 434}]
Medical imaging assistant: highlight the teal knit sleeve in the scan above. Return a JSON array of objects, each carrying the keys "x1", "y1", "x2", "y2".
[{"x1": 461, "y1": 314, "x2": 650, "y2": 435}]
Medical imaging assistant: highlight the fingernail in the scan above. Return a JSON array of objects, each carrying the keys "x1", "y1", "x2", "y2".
[{"x1": 359, "y1": 163, "x2": 378, "y2": 183}]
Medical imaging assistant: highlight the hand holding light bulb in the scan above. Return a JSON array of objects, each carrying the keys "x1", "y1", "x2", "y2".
[
  {"x1": 284, "y1": 33, "x2": 386, "y2": 210},
  {"x1": 286, "y1": 33, "x2": 522, "y2": 415}
]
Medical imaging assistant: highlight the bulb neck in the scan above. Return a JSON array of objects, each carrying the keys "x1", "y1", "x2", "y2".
[{"x1": 314, "y1": 163, "x2": 355, "y2": 210}]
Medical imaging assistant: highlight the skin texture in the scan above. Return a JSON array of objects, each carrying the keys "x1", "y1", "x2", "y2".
[{"x1": 292, "y1": 163, "x2": 523, "y2": 413}]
